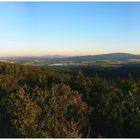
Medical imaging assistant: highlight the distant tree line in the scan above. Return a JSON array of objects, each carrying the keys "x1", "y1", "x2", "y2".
[{"x1": 0, "y1": 62, "x2": 140, "y2": 138}]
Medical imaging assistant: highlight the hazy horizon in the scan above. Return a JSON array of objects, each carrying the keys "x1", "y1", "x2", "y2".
[
  {"x1": 0, "y1": 2, "x2": 140, "y2": 56},
  {"x1": 0, "y1": 52, "x2": 140, "y2": 58}
]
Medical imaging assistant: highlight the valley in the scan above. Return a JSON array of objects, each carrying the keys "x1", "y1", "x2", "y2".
[{"x1": 1, "y1": 53, "x2": 140, "y2": 67}]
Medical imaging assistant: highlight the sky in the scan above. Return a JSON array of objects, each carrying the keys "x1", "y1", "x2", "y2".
[{"x1": 0, "y1": 2, "x2": 140, "y2": 56}]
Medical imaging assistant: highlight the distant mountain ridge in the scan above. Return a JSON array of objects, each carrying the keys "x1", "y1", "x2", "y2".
[
  {"x1": 1, "y1": 53, "x2": 140, "y2": 60},
  {"x1": 1, "y1": 53, "x2": 140, "y2": 66},
  {"x1": 64, "y1": 53, "x2": 140, "y2": 62}
]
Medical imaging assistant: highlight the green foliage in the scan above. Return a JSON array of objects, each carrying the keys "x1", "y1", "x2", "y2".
[
  {"x1": 0, "y1": 62, "x2": 140, "y2": 138},
  {"x1": 38, "y1": 84, "x2": 88, "y2": 138}
]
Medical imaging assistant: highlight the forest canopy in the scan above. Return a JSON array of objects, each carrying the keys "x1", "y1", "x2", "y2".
[{"x1": 0, "y1": 62, "x2": 140, "y2": 138}]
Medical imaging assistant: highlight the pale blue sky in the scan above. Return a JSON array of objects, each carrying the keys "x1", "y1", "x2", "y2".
[{"x1": 0, "y1": 2, "x2": 140, "y2": 56}]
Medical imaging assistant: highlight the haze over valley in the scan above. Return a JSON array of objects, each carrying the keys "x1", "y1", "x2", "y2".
[{"x1": 1, "y1": 53, "x2": 140, "y2": 67}]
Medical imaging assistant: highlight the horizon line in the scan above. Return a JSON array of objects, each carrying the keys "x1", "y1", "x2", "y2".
[{"x1": 0, "y1": 52, "x2": 139, "y2": 58}]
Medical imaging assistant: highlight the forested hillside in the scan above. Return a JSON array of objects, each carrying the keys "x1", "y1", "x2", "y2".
[{"x1": 0, "y1": 62, "x2": 140, "y2": 138}]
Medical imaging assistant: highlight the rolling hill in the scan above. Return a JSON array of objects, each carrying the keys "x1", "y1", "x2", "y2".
[{"x1": 1, "y1": 53, "x2": 140, "y2": 66}]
